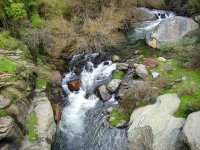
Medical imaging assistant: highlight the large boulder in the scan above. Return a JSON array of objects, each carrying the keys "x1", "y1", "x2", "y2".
[
  {"x1": 107, "y1": 79, "x2": 122, "y2": 93},
  {"x1": 128, "y1": 94, "x2": 185, "y2": 150},
  {"x1": 146, "y1": 16, "x2": 199, "y2": 49},
  {"x1": 20, "y1": 92, "x2": 56, "y2": 150},
  {"x1": 97, "y1": 85, "x2": 112, "y2": 101},
  {"x1": 183, "y1": 111, "x2": 200, "y2": 150}
]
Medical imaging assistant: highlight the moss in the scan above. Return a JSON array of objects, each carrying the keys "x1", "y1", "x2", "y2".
[
  {"x1": 110, "y1": 108, "x2": 130, "y2": 126},
  {"x1": 30, "y1": 13, "x2": 43, "y2": 28},
  {"x1": 112, "y1": 70, "x2": 124, "y2": 79},
  {"x1": 28, "y1": 112, "x2": 37, "y2": 143},
  {"x1": 0, "y1": 108, "x2": 7, "y2": 117},
  {"x1": 36, "y1": 73, "x2": 50, "y2": 89}
]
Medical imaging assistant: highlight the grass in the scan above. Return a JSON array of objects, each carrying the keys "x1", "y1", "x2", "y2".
[
  {"x1": 112, "y1": 70, "x2": 124, "y2": 79},
  {"x1": 28, "y1": 112, "x2": 37, "y2": 143},
  {"x1": 110, "y1": 108, "x2": 130, "y2": 126},
  {"x1": 0, "y1": 109, "x2": 7, "y2": 117}
]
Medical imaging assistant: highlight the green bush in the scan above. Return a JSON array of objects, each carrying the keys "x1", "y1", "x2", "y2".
[
  {"x1": 0, "y1": 109, "x2": 7, "y2": 117},
  {"x1": 6, "y1": 2, "x2": 27, "y2": 21}
]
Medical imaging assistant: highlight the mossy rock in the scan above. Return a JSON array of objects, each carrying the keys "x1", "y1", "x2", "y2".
[
  {"x1": 112, "y1": 70, "x2": 124, "y2": 79},
  {"x1": 28, "y1": 112, "x2": 38, "y2": 143}
]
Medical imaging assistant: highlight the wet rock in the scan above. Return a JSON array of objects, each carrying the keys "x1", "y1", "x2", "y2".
[
  {"x1": 116, "y1": 120, "x2": 127, "y2": 128},
  {"x1": 107, "y1": 79, "x2": 122, "y2": 93},
  {"x1": 50, "y1": 71, "x2": 62, "y2": 86},
  {"x1": 54, "y1": 104, "x2": 61, "y2": 122},
  {"x1": 135, "y1": 64, "x2": 149, "y2": 79},
  {"x1": 112, "y1": 55, "x2": 120, "y2": 62},
  {"x1": 183, "y1": 111, "x2": 200, "y2": 150},
  {"x1": 98, "y1": 85, "x2": 112, "y2": 101},
  {"x1": 194, "y1": 15, "x2": 200, "y2": 23},
  {"x1": 152, "y1": 72, "x2": 159, "y2": 79},
  {"x1": 0, "y1": 116, "x2": 23, "y2": 140},
  {"x1": 0, "y1": 95, "x2": 11, "y2": 109},
  {"x1": 146, "y1": 16, "x2": 199, "y2": 49},
  {"x1": 128, "y1": 94, "x2": 185, "y2": 150},
  {"x1": 117, "y1": 63, "x2": 128, "y2": 70},
  {"x1": 67, "y1": 80, "x2": 81, "y2": 91},
  {"x1": 106, "y1": 107, "x2": 113, "y2": 113}
]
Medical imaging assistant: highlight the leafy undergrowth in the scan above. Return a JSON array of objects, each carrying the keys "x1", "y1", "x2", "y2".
[
  {"x1": 151, "y1": 59, "x2": 200, "y2": 118},
  {"x1": 28, "y1": 112, "x2": 37, "y2": 143},
  {"x1": 110, "y1": 108, "x2": 130, "y2": 126},
  {"x1": 112, "y1": 70, "x2": 124, "y2": 79}
]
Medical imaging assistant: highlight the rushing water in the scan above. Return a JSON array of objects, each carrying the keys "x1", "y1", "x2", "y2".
[{"x1": 53, "y1": 8, "x2": 175, "y2": 150}]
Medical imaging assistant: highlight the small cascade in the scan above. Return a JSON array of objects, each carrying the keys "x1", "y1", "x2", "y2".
[{"x1": 53, "y1": 53, "x2": 128, "y2": 150}]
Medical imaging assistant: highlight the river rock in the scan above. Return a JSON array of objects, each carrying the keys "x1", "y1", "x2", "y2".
[
  {"x1": 144, "y1": 57, "x2": 158, "y2": 69},
  {"x1": 106, "y1": 107, "x2": 113, "y2": 113},
  {"x1": 112, "y1": 55, "x2": 120, "y2": 62},
  {"x1": 152, "y1": 71, "x2": 159, "y2": 79},
  {"x1": 0, "y1": 116, "x2": 22, "y2": 140},
  {"x1": 158, "y1": 57, "x2": 167, "y2": 62},
  {"x1": 54, "y1": 104, "x2": 61, "y2": 122},
  {"x1": 116, "y1": 120, "x2": 127, "y2": 128},
  {"x1": 194, "y1": 15, "x2": 200, "y2": 23},
  {"x1": 117, "y1": 63, "x2": 129, "y2": 70},
  {"x1": 107, "y1": 79, "x2": 122, "y2": 92},
  {"x1": 0, "y1": 95, "x2": 11, "y2": 108},
  {"x1": 183, "y1": 111, "x2": 200, "y2": 150},
  {"x1": 146, "y1": 16, "x2": 199, "y2": 49},
  {"x1": 135, "y1": 64, "x2": 149, "y2": 78},
  {"x1": 67, "y1": 80, "x2": 81, "y2": 91},
  {"x1": 98, "y1": 85, "x2": 112, "y2": 101},
  {"x1": 128, "y1": 94, "x2": 185, "y2": 150},
  {"x1": 135, "y1": 8, "x2": 157, "y2": 21}
]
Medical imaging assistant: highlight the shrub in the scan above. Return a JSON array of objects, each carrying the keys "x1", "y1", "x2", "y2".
[
  {"x1": 6, "y1": 2, "x2": 27, "y2": 21},
  {"x1": 30, "y1": 13, "x2": 43, "y2": 27},
  {"x1": 185, "y1": 101, "x2": 200, "y2": 114}
]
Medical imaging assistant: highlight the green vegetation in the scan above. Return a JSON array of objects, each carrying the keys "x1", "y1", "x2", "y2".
[
  {"x1": 150, "y1": 59, "x2": 200, "y2": 118},
  {"x1": 112, "y1": 70, "x2": 124, "y2": 79},
  {"x1": 0, "y1": 32, "x2": 27, "y2": 51},
  {"x1": 36, "y1": 73, "x2": 50, "y2": 89},
  {"x1": 6, "y1": 2, "x2": 27, "y2": 21},
  {"x1": 0, "y1": 55, "x2": 17, "y2": 74},
  {"x1": 28, "y1": 112, "x2": 37, "y2": 143},
  {"x1": 30, "y1": 13, "x2": 43, "y2": 27},
  {"x1": 0, "y1": 108, "x2": 7, "y2": 117},
  {"x1": 110, "y1": 108, "x2": 130, "y2": 126}
]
